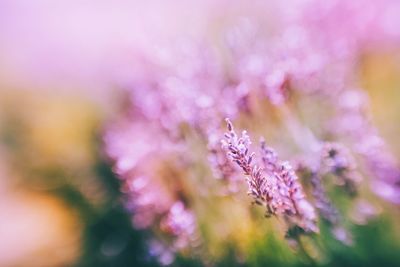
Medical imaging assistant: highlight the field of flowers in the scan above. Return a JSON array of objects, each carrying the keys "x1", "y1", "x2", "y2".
[{"x1": 0, "y1": 1, "x2": 400, "y2": 266}]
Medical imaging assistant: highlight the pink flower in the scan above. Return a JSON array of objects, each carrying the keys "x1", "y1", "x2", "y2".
[{"x1": 223, "y1": 119, "x2": 318, "y2": 234}]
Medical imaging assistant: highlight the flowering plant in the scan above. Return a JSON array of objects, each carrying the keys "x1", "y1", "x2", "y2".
[{"x1": 104, "y1": 0, "x2": 400, "y2": 265}]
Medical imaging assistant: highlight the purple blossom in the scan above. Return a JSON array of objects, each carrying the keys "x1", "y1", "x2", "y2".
[
  {"x1": 221, "y1": 119, "x2": 275, "y2": 212},
  {"x1": 101, "y1": 1, "x2": 400, "y2": 263},
  {"x1": 260, "y1": 139, "x2": 279, "y2": 172},
  {"x1": 104, "y1": 120, "x2": 200, "y2": 264},
  {"x1": 310, "y1": 170, "x2": 352, "y2": 245},
  {"x1": 223, "y1": 119, "x2": 318, "y2": 234},
  {"x1": 125, "y1": 175, "x2": 172, "y2": 229},
  {"x1": 321, "y1": 142, "x2": 361, "y2": 195},
  {"x1": 310, "y1": 172, "x2": 340, "y2": 227},
  {"x1": 332, "y1": 89, "x2": 400, "y2": 204},
  {"x1": 160, "y1": 202, "x2": 199, "y2": 250},
  {"x1": 207, "y1": 131, "x2": 242, "y2": 193}
]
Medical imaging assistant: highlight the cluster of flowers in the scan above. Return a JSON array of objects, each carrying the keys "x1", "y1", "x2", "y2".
[
  {"x1": 104, "y1": 0, "x2": 400, "y2": 264},
  {"x1": 221, "y1": 118, "x2": 365, "y2": 245},
  {"x1": 332, "y1": 90, "x2": 400, "y2": 204},
  {"x1": 222, "y1": 119, "x2": 318, "y2": 238},
  {"x1": 104, "y1": 123, "x2": 200, "y2": 265}
]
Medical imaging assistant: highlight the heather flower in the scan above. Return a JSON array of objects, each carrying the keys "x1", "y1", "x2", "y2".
[
  {"x1": 207, "y1": 131, "x2": 242, "y2": 193},
  {"x1": 160, "y1": 201, "x2": 199, "y2": 250},
  {"x1": 223, "y1": 119, "x2": 318, "y2": 234},
  {"x1": 101, "y1": 1, "x2": 400, "y2": 264},
  {"x1": 310, "y1": 171, "x2": 352, "y2": 245},
  {"x1": 221, "y1": 119, "x2": 253, "y2": 175},
  {"x1": 148, "y1": 239, "x2": 175, "y2": 266},
  {"x1": 310, "y1": 172, "x2": 340, "y2": 227},
  {"x1": 260, "y1": 139, "x2": 279, "y2": 172},
  {"x1": 276, "y1": 161, "x2": 318, "y2": 234},
  {"x1": 321, "y1": 142, "x2": 361, "y2": 196},
  {"x1": 296, "y1": 142, "x2": 361, "y2": 244},
  {"x1": 349, "y1": 200, "x2": 381, "y2": 225},
  {"x1": 125, "y1": 173, "x2": 200, "y2": 265},
  {"x1": 104, "y1": 120, "x2": 200, "y2": 265},
  {"x1": 332, "y1": 89, "x2": 400, "y2": 204},
  {"x1": 222, "y1": 119, "x2": 277, "y2": 213},
  {"x1": 125, "y1": 175, "x2": 172, "y2": 229}
]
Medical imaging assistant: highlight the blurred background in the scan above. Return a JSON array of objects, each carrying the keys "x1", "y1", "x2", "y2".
[{"x1": 0, "y1": 1, "x2": 400, "y2": 267}]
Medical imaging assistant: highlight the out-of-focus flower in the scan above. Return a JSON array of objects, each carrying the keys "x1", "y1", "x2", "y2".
[
  {"x1": 104, "y1": 119, "x2": 201, "y2": 265},
  {"x1": 207, "y1": 131, "x2": 242, "y2": 194},
  {"x1": 331, "y1": 89, "x2": 400, "y2": 204},
  {"x1": 321, "y1": 142, "x2": 361, "y2": 196},
  {"x1": 160, "y1": 201, "x2": 198, "y2": 250},
  {"x1": 103, "y1": 0, "x2": 400, "y2": 264},
  {"x1": 310, "y1": 172, "x2": 340, "y2": 227}
]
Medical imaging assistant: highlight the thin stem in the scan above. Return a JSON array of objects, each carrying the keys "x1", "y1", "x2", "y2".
[{"x1": 295, "y1": 236, "x2": 316, "y2": 266}]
